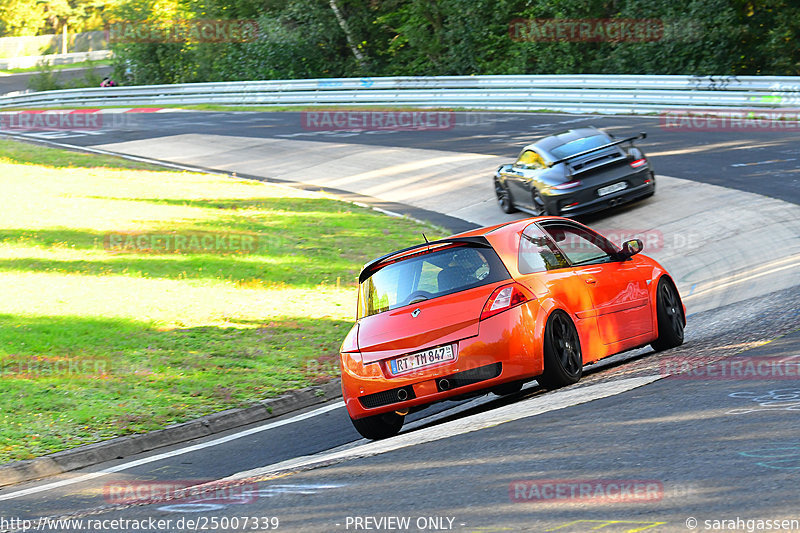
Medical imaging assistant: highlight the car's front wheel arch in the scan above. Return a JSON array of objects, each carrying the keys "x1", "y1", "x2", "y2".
[
  {"x1": 650, "y1": 275, "x2": 685, "y2": 351},
  {"x1": 654, "y1": 275, "x2": 685, "y2": 326}
]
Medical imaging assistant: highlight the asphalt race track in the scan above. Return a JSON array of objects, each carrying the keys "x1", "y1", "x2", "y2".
[
  {"x1": 0, "y1": 111, "x2": 799, "y2": 533},
  {"x1": 10, "y1": 111, "x2": 799, "y2": 204}
]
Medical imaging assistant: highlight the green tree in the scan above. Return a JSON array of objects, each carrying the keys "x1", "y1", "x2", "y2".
[
  {"x1": 0, "y1": 0, "x2": 122, "y2": 37},
  {"x1": 0, "y1": 0, "x2": 48, "y2": 36},
  {"x1": 108, "y1": 0, "x2": 800, "y2": 84}
]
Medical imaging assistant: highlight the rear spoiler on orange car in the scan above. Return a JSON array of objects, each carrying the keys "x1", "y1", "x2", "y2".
[
  {"x1": 547, "y1": 132, "x2": 647, "y2": 168},
  {"x1": 359, "y1": 236, "x2": 493, "y2": 284}
]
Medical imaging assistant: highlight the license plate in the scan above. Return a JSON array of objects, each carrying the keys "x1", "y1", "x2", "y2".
[
  {"x1": 390, "y1": 344, "x2": 457, "y2": 375},
  {"x1": 598, "y1": 182, "x2": 628, "y2": 196}
]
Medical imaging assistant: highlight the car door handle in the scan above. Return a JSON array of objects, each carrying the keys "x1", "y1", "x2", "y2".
[{"x1": 585, "y1": 278, "x2": 597, "y2": 284}]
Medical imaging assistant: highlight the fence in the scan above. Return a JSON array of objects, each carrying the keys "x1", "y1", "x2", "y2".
[
  {"x1": 0, "y1": 50, "x2": 112, "y2": 71},
  {"x1": 2, "y1": 74, "x2": 800, "y2": 113},
  {"x1": 0, "y1": 31, "x2": 108, "y2": 60}
]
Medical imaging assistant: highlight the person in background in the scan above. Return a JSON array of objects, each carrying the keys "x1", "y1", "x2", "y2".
[{"x1": 100, "y1": 77, "x2": 117, "y2": 87}]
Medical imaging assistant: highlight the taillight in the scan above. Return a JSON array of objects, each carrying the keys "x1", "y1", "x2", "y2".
[
  {"x1": 480, "y1": 283, "x2": 532, "y2": 321},
  {"x1": 340, "y1": 324, "x2": 359, "y2": 354},
  {"x1": 552, "y1": 180, "x2": 582, "y2": 190},
  {"x1": 630, "y1": 158, "x2": 647, "y2": 169}
]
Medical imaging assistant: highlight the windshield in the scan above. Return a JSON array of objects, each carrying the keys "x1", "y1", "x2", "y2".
[
  {"x1": 549, "y1": 134, "x2": 610, "y2": 160},
  {"x1": 358, "y1": 245, "x2": 510, "y2": 318}
]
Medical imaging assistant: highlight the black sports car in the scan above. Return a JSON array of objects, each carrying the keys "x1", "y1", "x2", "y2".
[{"x1": 494, "y1": 127, "x2": 655, "y2": 217}]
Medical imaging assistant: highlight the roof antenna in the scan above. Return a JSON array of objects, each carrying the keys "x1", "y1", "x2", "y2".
[{"x1": 422, "y1": 233, "x2": 431, "y2": 251}]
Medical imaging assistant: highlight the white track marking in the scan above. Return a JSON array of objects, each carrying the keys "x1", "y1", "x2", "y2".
[
  {"x1": 731, "y1": 158, "x2": 797, "y2": 167},
  {"x1": 400, "y1": 383, "x2": 541, "y2": 433},
  {"x1": 224, "y1": 376, "x2": 661, "y2": 482},
  {"x1": 0, "y1": 402, "x2": 344, "y2": 502},
  {"x1": 0, "y1": 376, "x2": 662, "y2": 502},
  {"x1": 685, "y1": 255, "x2": 800, "y2": 300}
]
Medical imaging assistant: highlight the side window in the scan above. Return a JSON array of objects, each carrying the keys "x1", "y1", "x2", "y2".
[
  {"x1": 518, "y1": 224, "x2": 569, "y2": 274},
  {"x1": 542, "y1": 223, "x2": 617, "y2": 265},
  {"x1": 515, "y1": 150, "x2": 545, "y2": 169}
]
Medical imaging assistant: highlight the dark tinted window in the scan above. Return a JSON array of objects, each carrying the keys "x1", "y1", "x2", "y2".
[
  {"x1": 359, "y1": 245, "x2": 510, "y2": 318},
  {"x1": 549, "y1": 135, "x2": 609, "y2": 160}
]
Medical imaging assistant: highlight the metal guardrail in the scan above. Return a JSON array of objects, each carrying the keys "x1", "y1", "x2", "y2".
[{"x1": 2, "y1": 74, "x2": 800, "y2": 113}]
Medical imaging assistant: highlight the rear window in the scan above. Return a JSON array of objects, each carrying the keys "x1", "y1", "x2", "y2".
[
  {"x1": 358, "y1": 245, "x2": 510, "y2": 318},
  {"x1": 549, "y1": 134, "x2": 609, "y2": 160}
]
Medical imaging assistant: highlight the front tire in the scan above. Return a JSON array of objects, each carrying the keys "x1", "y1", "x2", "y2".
[
  {"x1": 650, "y1": 277, "x2": 685, "y2": 351},
  {"x1": 350, "y1": 411, "x2": 404, "y2": 440},
  {"x1": 495, "y1": 178, "x2": 517, "y2": 214},
  {"x1": 537, "y1": 310, "x2": 583, "y2": 389}
]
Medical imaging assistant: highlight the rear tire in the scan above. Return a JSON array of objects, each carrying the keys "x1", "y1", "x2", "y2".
[
  {"x1": 650, "y1": 277, "x2": 685, "y2": 351},
  {"x1": 350, "y1": 411, "x2": 404, "y2": 440},
  {"x1": 537, "y1": 310, "x2": 583, "y2": 390},
  {"x1": 532, "y1": 189, "x2": 551, "y2": 216},
  {"x1": 643, "y1": 174, "x2": 656, "y2": 198}
]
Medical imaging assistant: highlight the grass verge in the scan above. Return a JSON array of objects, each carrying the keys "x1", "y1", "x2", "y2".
[
  {"x1": 0, "y1": 59, "x2": 113, "y2": 75},
  {"x1": 0, "y1": 138, "x2": 444, "y2": 463}
]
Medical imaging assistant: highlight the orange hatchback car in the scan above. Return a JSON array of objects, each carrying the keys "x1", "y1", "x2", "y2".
[{"x1": 340, "y1": 217, "x2": 685, "y2": 439}]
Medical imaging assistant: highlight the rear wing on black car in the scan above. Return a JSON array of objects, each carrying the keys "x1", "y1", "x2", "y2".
[{"x1": 547, "y1": 132, "x2": 647, "y2": 168}]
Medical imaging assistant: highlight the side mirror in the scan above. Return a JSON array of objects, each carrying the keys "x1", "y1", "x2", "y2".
[
  {"x1": 497, "y1": 163, "x2": 513, "y2": 176},
  {"x1": 620, "y1": 238, "x2": 643, "y2": 258}
]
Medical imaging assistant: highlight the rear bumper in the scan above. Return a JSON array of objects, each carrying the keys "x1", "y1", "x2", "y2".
[
  {"x1": 341, "y1": 304, "x2": 543, "y2": 420},
  {"x1": 545, "y1": 169, "x2": 655, "y2": 217}
]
